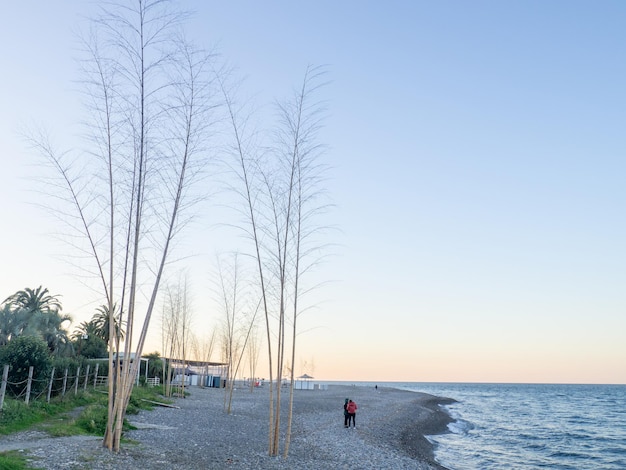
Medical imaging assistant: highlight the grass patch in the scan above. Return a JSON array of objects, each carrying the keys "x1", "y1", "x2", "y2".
[
  {"x1": 0, "y1": 450, "x2": 42, "y2": 470},
  {"x1": 127, "y1": 385, "x2": 172, "y2": 413},
  {"x1": 0, "y1": 390, "x2": 109, "y2": 435},
  {"x1": 74, "y1": 386, "x2": 171, "y2": 436},
  {"x1": 1, "y1": 400, "x2": 68, "y2": 435},
  {"x1": 0, "y1": 385, "x2": 170, "y2": 439},
  {"x1": 74, "y1": 403, "x2": 109, "y2": 435}
]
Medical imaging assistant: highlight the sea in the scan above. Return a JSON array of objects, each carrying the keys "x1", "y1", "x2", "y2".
[{"x1": 330, "y1": 382, "x2": 626, "y2": 470}]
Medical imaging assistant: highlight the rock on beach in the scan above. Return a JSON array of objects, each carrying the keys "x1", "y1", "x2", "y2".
[{"x1": 7, "y1": 384, "x2": 455, "y2": 469}]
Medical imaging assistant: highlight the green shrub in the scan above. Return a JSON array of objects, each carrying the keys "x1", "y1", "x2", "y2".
[
  {"x1": 50, "y1": 356, "x2": 79, "y2": 373},
  {"x1": 75, "y1": 403, "x2": 134, "y2": 436},
  {"x1": 75, "y1": 335, "x2": 107, "y2": 359},
  {"x1": 0, "y1": 336, "x2": 52, "y2": 396},
  {"x1": 75, "y1": 403, "x2": 108, "y2": 435}
]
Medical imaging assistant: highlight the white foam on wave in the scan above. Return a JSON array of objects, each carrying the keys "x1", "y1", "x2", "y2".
[
  {"x1": 448, "y1": 419, "x2": 473, "y2": 435},
  {"x1": 439, "y1": 403, "x2": 474, "y2": 435}
]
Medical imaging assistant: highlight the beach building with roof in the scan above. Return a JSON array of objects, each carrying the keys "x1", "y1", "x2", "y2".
[
  {"x1": 98, "y1": 353, "x2": 228, "y2": 388},
  {"x1": 167, "y1": 358, "x2": 228, "y2": 387}
]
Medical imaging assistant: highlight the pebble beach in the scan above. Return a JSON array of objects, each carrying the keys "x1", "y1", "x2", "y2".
[{"x1": 2, "y1": 384, "x2": 455, "y2": 469}]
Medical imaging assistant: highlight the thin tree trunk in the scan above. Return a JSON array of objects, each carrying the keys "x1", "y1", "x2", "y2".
[{"x1": 218, "y1": 80, "x2": 277, "y2": 454}]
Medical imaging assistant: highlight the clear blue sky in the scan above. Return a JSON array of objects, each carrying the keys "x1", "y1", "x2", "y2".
[{"x1": 1, "y1": 1, "x2": 624, "y2": 383}]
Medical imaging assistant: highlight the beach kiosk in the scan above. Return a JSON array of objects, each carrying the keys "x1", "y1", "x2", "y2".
[{"x1": 295, "y1": 374, "x2": 314, "y2": 390}]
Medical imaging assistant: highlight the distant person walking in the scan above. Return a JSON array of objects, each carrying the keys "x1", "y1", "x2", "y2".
[
  {"x1": 346, "y1": 399, "x2": 358, "y2": 428},
  {"x1": 343, "y1": 398, "x2": 350, "y2": 428}
]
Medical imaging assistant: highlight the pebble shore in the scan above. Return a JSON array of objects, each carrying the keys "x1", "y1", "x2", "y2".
[{"x1": 3, "y1": 384, "x2": 455, "y2": 469}]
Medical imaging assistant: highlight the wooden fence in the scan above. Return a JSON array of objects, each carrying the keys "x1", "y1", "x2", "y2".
[{"x1": 0, "y1": 364, "x2": 108, "y2": 411}]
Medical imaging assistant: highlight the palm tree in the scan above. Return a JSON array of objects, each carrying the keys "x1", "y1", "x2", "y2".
[
  {"x1": 91, "y1": 304, "x2": 125, "y2": 347},
  {"x1": 72, "y1": 321, "x2": 96, "y2": 341},
  {"x1": 3, "y1": 286, "x2": 62, "y2": 315},
  {"x1": 0, "y1": 305, "x2": 34, "y2": 345},
  {"x1": 72, "y1": 321, "x2": 106, "y2": 358},
  {"x1": 36, "y1": 309, "x2": 73, "y2": 354},
  {"x1": 1, "y1": 286, "x2": 71, "y2": 354}
]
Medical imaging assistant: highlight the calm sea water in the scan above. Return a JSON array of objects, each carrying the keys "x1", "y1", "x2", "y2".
[{"x1": 331, "y1": 382, "x2": 626, "y2": 470}]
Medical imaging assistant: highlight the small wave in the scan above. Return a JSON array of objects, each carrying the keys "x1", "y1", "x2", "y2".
[
  {"x1": 523, "y1": 442, "x2": 547, "y2": 451},
  {"x1": 448, "y1": 418, "x2": 474, "y2": 435},
  {"x1": 549, "y1": 450, "x2": 589, "y2": 459},
  {"x1": 563, "y1": 431, "x2": 592, "y2": 440}
]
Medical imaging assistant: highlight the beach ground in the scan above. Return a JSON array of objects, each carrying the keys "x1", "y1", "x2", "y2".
[{"x1": 0, "y1": 384, "x2": 454, "y2": 469}]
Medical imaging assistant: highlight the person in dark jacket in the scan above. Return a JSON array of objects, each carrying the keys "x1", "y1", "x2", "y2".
[
  {"x1": 343, "y1": 398, "x2": 350, "y2": 428},
  {"x1": 346, "y1": 399, "x2": 358, "y2": 428}
]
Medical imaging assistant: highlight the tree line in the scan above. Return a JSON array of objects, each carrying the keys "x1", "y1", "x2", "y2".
[
  {"x1": 0, "y1": 285, "x2": 179, "y2": 389},
  {"x1": 0, "y1": 286, "x2": 122, "y2": 359}
]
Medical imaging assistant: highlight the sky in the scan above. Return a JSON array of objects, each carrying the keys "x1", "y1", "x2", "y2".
[{"x1": 1, "y1": 1, "x2": 625, "y2": 384}]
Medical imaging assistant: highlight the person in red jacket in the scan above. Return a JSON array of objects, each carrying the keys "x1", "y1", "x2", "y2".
[{"x1": 346, "y1": 399, "x2": 358, "y2": 428}]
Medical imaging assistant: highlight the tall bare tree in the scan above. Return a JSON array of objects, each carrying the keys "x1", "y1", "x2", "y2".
[
  {"x1": 247, "y1": 325, "x2": 261, "y2": 391},
  {"x1": 33, "y1": 1, "x2": 216, "y2": 451},
  {"x1": 217, "y1": 74, "x2": 277, "y2": 453},
  {"x1": 160, "y1": 275, "x2": 193, "y2": 397},
  {"x1": 280, "y1": 66, "x2": 330, "y2": 456},
  {"x1": 220, "y1": 65, "x2": 329, "y2": 457},
  {"x1": 214, "y1": 252, "x2": 261, "y2": 414},
  {"x1": 193, "y1": 328, "x2": 217, "y2": 364}
]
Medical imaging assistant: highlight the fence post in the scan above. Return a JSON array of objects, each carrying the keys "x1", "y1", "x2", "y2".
[
  {"x1": 25, "y1": 366, "x2": 34, "y2": 405},
  {"x1": 93, "y1": 363, "x2": 99, "y2": 388},
  {"x1": 47, "y1": 367, "x2": 56, "y2": 403},
  {"x1": 0, "y1": 364, "x2": 9, "y2": 411},
  {"x1": 62, "y1": 368, "x2": 68, "y2": 397},
  {"x1": 83, "y1": 365, "x2": 90, "y2": 391},
  {"x1": 74, "y1": 366, "x2": 81, "y2": 395}
]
